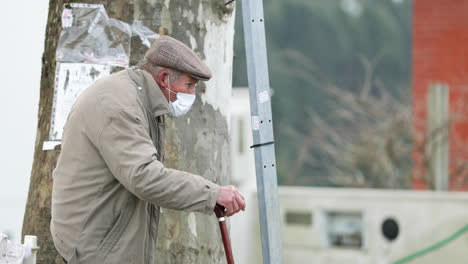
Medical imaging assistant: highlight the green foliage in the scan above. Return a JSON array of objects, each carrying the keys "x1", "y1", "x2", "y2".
[{"x1": 233, "y1": 0, "x2": 412, "y2": 187}]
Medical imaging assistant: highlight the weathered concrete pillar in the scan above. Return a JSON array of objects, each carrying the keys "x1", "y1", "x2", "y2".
[
  {"x1": 153, "y1": 1, "x2": 236, "y2": 263},
  {"x1": 22, "y1": 0, "x2": 235, "y2": 263}
]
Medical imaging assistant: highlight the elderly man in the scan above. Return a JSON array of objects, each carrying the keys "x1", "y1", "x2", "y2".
[{"x1": 51, "y1": 36, "x2": 245, "y2": 263}]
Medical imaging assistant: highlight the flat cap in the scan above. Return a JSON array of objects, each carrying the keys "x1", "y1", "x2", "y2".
[{"x1": 144, "y1": 35, "x2": 212, "y2": 81}]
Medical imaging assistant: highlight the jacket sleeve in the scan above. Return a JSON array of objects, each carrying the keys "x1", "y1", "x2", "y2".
[{"x1": 97, "y1": 108, "x2": 220, "y2": 215}]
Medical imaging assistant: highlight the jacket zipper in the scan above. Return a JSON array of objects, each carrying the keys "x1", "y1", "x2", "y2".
[
  {"x1": 148, "y1": 115, "x2": 157, "y2": 264},
  {"x1": 136, "y1": 85, "x2": 161, "y2": 264},
  {"x1": 147, "y1": 203, "x2": 154, "y2": 264}
]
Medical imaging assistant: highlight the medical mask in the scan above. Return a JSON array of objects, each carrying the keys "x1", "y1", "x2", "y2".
[{"x1": 165, "y1": 78, "x2": 196, "y2": 117}]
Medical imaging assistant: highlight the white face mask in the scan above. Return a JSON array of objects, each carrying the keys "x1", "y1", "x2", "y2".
[{"x1": 166, "y1": 77, "x2": 196, "y2": 117}]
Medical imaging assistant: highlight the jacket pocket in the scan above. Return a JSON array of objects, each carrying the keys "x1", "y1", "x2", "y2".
[
  {"x1": 68, "y1": 249, "x2": 78, "y2": 264},
  {"x1": 97, "y1": 198, "x2": 136, "y2": 259},
  {"x1": 97, "y1": 211, "x2": 124, "y2": 258}
]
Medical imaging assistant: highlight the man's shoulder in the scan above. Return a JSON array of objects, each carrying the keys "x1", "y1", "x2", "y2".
[{"x1": 85, "y1": 69, "x2": 143, "y2": 118}]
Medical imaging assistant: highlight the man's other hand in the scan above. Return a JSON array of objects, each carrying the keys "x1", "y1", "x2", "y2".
[{"x1": 216, "y1": 185, "x2": 246, "y2": 217}]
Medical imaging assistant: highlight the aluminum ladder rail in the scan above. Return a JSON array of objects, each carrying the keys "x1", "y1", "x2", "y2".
[{"x1": 240, "y1": 0, "x2": 283, "y2": 263}]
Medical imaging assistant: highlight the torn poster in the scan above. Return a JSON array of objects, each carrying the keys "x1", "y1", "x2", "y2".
[
  {"x1": 45, "y1": 3, "x2": 159, "y2": 148},
  {"x1": 49, "y1": 63, "x2": 112, "y2": 141}
]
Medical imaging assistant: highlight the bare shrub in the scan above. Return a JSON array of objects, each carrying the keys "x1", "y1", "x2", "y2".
[{"x1": 281, "y1": 49, "x2": 413, "y2": 188}]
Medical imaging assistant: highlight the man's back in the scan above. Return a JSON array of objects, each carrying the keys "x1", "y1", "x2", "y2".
[{"x1": 51, "y1": 69, "x2": 150, "y2": 263}]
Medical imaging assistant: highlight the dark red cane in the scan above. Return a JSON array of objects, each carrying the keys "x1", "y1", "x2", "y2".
[{"x1": 214, "y1": 205, "x2": 235, "y2": 264}]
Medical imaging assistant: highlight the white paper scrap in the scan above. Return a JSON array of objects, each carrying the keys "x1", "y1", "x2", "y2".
[
  {"x1": 42, "y1": 141, "x2": 61, "y2": 151},
  {"x1": 258, "y1": 90, "x2": 270, "y2": 104},
  {"x1": 252, "y1": 116, "x2": 260, "y2": 130},
  {"x1": 61, "y1": 8, "x2": 73, "y2": 28}
]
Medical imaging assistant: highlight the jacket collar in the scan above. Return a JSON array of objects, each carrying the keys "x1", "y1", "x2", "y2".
[{"x1": 127, "y1": 66, "x2": 170, "y2": 117}]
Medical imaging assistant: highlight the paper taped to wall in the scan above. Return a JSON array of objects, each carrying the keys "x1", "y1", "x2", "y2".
[{"x1": 49, "y1": 63, "x2": 112, "y2": 141}]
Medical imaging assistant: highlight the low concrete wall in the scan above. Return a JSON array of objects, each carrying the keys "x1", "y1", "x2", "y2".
[
  {"x1": 231, "y1": 187, "x2": 468, "y2": 263},
  {"x1": 278, "y1": 187, "x2": 468, "y2": 264}
]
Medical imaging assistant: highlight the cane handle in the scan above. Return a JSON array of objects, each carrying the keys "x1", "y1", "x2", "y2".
[{"x1": 214, "y1": 204, "x2": 226, "y2": 218}]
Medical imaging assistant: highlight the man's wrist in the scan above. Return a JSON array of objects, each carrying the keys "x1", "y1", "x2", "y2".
[{"x1": 204, "y1": 181, "x2": 221, "y2": 214}]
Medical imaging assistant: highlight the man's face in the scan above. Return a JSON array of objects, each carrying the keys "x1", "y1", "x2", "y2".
[{"x1": 164, "y1": 73, "x2": 199, "y2": 102}]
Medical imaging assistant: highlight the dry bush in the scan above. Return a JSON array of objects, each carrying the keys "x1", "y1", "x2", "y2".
[
  {"x1": 281, "y1": 49, "x2": 414, "y2": 188},
  {"x1": 281, "y1": 49, "x2": 468, "y2": 189}
]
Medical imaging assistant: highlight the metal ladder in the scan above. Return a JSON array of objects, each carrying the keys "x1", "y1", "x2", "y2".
[{"x1": 241, "y1": 0, "x2": 283, "y2": 263}]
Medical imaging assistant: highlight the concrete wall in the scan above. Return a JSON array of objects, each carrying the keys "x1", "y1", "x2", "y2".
[
  {"x1": 230, "y1": 185, "x2": 468, "y2": 264},
  {"x1": 279, "y1": 187, "x2": 468, "y2": 264}
]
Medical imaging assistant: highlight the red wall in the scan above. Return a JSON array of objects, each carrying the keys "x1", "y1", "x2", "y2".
[{"x1": 413, "y1": 0, "x2": 468, "y2": 190}]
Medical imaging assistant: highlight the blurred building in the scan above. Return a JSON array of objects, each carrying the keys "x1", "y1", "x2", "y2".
[
  {"x1": 229, "y1": 88, "x2": 262, "y2": 264},
  {"x1": 413, "y1": 0, "x2": 468, "y2": 190},
  {"x1": 278, "y1": 187, "x2": 468, "y2": 264}
]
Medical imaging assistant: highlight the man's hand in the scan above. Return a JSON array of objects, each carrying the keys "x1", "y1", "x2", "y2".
[{"x1": 216, "y1": 185, "x2": 246, "y2": 217}]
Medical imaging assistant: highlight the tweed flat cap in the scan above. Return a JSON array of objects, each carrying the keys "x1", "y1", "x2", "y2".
[{"x1": 144, "y1": 35, "x2": 212, "y2": 81}]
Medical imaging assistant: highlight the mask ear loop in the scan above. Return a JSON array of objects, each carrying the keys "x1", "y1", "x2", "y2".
[{"x1": 165, "y1": 74, "x2": 177, "y2": 102}]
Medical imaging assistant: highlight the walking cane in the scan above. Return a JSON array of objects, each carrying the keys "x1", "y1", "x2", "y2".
[{"x1": 214, "y1": 205, "x2": 235, "y2": 264}]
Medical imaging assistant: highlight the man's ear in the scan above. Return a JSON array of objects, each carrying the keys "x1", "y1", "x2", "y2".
[{"x1": 157, "y1": 71, "x2": 170, "y2": 88}]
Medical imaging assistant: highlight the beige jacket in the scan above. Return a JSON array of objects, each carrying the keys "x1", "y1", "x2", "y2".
[{"x1": 51, "y1": 67, "x2": 220, "y2": 264}]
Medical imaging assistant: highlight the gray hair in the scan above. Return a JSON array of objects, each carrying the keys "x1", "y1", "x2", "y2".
[{"x1": 141, "y1": 60, "x2": 181, "y2": 83}]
